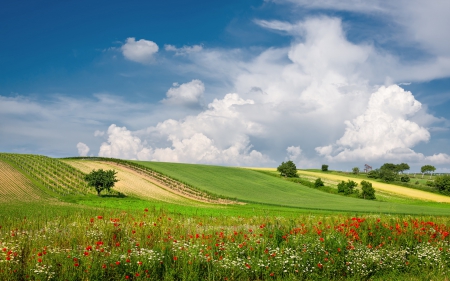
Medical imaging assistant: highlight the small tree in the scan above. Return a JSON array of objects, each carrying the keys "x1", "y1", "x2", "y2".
[
  {"x1": 337, "y1": 180, "x2": 357, "y2": 195},
  {"x1": 360, "y1": 180, "x2": 376, "y2": 199},
  {"x1": 397, "y1": 163, "x2": 410, "y2": 174},
  {"x1": 314, "y1": 178, "x2": 324, "y2": 188},
  {"x1": 421, "y1": 165, "x2": 436, "y2": 179},
  {"x1": 321, "y1": 164, "x2": 329, "y2": 172},
  {"x1": 277, "y1": 161, "x2": 298, "y2": 177},
  {"x1": 85, "y1": 169, "x2": 119, "y2": 196},
  {"x1": 352, "y1": 167, "x2": 360, "y2": 174}
]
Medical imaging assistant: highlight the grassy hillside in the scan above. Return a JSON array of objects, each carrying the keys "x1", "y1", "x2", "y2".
[{"x1": 134, "y1": 161, "x2": 450, "y2": 215}]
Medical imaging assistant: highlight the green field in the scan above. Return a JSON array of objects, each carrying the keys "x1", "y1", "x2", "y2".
[
  {"x1": 133, "y1": 161, "x2": 450, "y2": 215},
  {"x1": 2, "y1": 154, "x2": 450, "y2": 280}
]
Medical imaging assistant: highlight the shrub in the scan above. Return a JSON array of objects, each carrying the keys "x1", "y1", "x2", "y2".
[
  {"x1": 434, "y1": 175, "x2": 450, "y2": 195},
  {"x1": 352, "y1": 167, "x2": 360, "y2": 174},
  {"x1": 321, "y1": 164, "x2": 329, "y2": 172},
  {"x1": 426, "y1": 181, "x2": 435, "y2": 187},
  {"x1": 360, "y1": 180, "x2": 376, "y2": 200},
  {"x1": 367, "y1": 170, "x2": 379, "y2": 179},
  {"x1": 337, "y1": 180, "x2": 358, "y2": 195},
  {"x1": 400, "y1": 176, "x2": 410, "y2": 183},
  {"x1": 314, "y1": 178, "x2": 324, "y2": 188}
]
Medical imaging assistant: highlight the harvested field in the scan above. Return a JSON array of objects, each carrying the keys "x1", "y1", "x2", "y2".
[
  {"x1": 0, "y1": 160, "x2": 45, "y2": 202},
  {"x1": 63, "y1": 160, "x2": 212, "y2": 205}
]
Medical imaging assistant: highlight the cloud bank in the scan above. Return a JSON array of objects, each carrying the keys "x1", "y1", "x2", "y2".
[{"x1": 89, "y1": 14, "x2": 450, "y2": 168}]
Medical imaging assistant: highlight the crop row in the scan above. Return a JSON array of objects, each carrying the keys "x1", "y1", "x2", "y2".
[
  {"x1": 65, "y1": 156, "x2": 236, "y2": 203},
  {"x1": 0, "y1": 153, "x2": 91, "y2": 196}
]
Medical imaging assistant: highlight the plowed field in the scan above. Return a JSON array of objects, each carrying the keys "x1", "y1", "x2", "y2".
[
  {"x1": 0, "y1": 160, "x2": 45, "y2": 202},
  {"x1": 63, "y1": 160, "x2": 208, "y2": 205}
]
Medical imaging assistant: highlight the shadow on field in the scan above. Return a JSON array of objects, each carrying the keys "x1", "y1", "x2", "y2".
[{"x1": 100, "y1": 192, "x2": 127, "y2": 198}]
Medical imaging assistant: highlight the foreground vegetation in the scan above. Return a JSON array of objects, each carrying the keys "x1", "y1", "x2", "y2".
[{"x1": 1, "y1": 203, "x2": 450, "y2": 281}]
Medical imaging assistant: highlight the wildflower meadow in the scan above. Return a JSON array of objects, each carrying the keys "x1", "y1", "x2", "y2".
[{"x1": 1, "y1": 206, "x2": 450, "y2": 280}]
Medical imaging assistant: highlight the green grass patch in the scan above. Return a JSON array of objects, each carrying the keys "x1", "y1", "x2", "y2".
[{"x1": 133, "y1": 161, "x2": 450, "y2": 215}]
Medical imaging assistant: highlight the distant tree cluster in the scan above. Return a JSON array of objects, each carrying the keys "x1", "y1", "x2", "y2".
[
  {"x1": 277, "y1": 160, "x2": 298, "y2": 178},
  {"x1": 321, "y1": 165, "x2": 329, "y2": 172},
  {"x1": 434, "y1": 175, "x2": 450, "y2": 195},
  {"x1": 366, "y1": 162, "x2": 411, "y2": 182}
]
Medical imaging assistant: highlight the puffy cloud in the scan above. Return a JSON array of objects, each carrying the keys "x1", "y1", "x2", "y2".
[
  {"x1": 121, "y1": 37, "x2": 159, "y2": 63},
  {"x1": 97, "y1": 94, "x2": 272, "y2": 166},
  {"x1": 315, "y1": 85, "x2": 433, "y2": 162},
  {"x1": 76, "y1": 142, "x2": 90, "y2": 156},
  {"x1": 286, "y1": 146, "x2": 302, "y2": 161},
  {"x1": 161, "y1": 80, "x2": 205, "y2": 106},
  {"x1": 99, "y1": 124, "x2": 153, "y2": 160},
  {"x1": 94, "y1": 16, "x2": 448, "y2": 167},
  {"x1": 165, "y1": 44, "x2": 203, "y2": 56}
]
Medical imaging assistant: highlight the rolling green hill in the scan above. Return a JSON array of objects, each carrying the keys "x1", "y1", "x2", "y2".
[
  {"x1": 0, "y1": 153, "x2": 91, "y2": 196},
  {"x1": 134, "y1": 161, "x2": 450, "y2": 215}
]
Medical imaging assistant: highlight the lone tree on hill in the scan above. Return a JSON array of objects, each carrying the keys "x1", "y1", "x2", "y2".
[
  {"x1": 321, "y1": 164, "x2": 329, "y2": 172},
  {"x1": 277, "y1": 160, "x2": 298, "y2": 178},
  {"x1": 85, "y1": 169, "x2": 118, "y2": 196},
  {"x1": 421, "y1": 165, "x2": 436, "y2": 179}
]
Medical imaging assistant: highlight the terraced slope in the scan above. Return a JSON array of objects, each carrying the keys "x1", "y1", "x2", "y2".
[
  {"x1": 0, "y1": 160, "x2": 47, "y2": 202},
  {"x1": 62, "y1": 160, "x2": 219, "y2": 206},
  {"x1": 134, "y1": 161, "x2": 450, "y2": 215},
  {"x1": 0, "y1": 153, "x2": 91, "y2": 196}
]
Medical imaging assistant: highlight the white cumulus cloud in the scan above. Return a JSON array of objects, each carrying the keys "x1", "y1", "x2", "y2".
[
  {"x1": 315, "y1": 85, "x2": 435, "y2": 162},
  {"x1": 99, "y1": 124, "x2": 153, "y2": 160},
  {"x1": 121, "y1": 37, "x2": 159, "y2": 63},
  {"x1": 77, "y1": 142, "x2": 90, "y2": 156},
  {"x1": 161, "y1": 79, "x2": 205, "y2": 106},
  {"x1": 98, "y1": 94, "x2": 272, "y2": 166}
]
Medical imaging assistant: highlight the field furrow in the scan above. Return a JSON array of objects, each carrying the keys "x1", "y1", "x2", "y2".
[
  {"x1": 63, "y1": 160, "x2": 209, "y2": 205},
  {"x1": 0, "y1": 160, "x2": 44, "y2": 202}
]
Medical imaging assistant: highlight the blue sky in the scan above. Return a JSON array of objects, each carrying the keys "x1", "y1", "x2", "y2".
[{"x1": 1, "y1": 0, "x2": 450, "y2": 172}]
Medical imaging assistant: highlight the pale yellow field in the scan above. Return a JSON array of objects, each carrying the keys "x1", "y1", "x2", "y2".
[
  {"x1": 0, "y1": 160, "x2": 44, "y2": 202},
  {"x1": 245, "y1": 167, "x2": 450, "y2": 203},
  {"x1": 62, "y1": 160, "x2": 210, "y2": 205},
  {"x1": 298, "y1": 170, "x2": 450, "y2": 203}
]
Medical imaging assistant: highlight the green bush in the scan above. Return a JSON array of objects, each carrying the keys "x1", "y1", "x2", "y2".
[
  {"x1": 321, "y1": 164, "x2": 329, "y2": 172},
  {"x1": 400, "y1": 176, "x2": 410, "y2": 183},
  {"x1": 434, "y1": 175, "x2": 450, "y2": 195},
  {"x1": 367, "y1": 170, "x2": 379, "y2": 179},
  {"x1": 337, "y1": 180, "x2": 358, "y2": 195},
  {"x1": 314, "y1": 178, "x2": 324, "y2": 188},
  {"x1": 360, "y1": 180, "x2": 376, "y2": 200}
]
